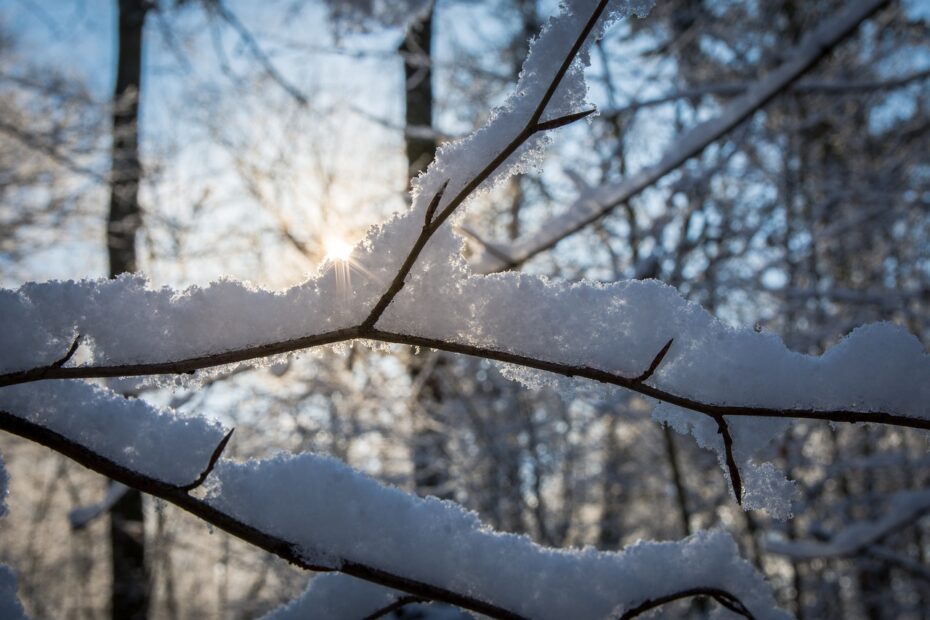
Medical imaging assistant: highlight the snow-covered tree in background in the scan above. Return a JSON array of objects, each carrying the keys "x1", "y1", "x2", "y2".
[{"x1": 1, "y1": 0, "x2": 928, "y2": 617}]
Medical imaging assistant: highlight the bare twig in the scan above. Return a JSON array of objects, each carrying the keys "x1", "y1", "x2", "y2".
[
  {"x1": 534, "y1": 108, "x2": 597, "y2": 132},
  {"x1": 631, "y1": 338, "x2": 673, "y2": 383},
  {"x1": 362, "y1": 595, "x2": 428, "y2": 620},
  {"x1": 712, "y1": 414, "x2": 743, "y2": 505},
  {"x1": 603, "y1": 66, "x2": 930, "y2": 116},
  {"x1": 423, "y1": 179, "x2": 450, "y2": 226},
  {"x1": 51, "y1": 335, "x2": 82, "y2": 369},
  {"x1": 178, "y1": 428, "x2": 235, "y2": 492}
]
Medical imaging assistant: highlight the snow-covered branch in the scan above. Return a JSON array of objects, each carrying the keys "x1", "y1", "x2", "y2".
[
  {"x1": 473, "y1": 0, "x2": 892, "y2": 272},
  {"x1": 0, "y1": 397, "x2": 788, "y2": 620},
  {"x1": 0, "y1": 0, "x2": 925, "y2": 615}
]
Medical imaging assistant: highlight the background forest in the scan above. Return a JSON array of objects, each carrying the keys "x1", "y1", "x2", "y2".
[{"x1": 1, "y1": 0, "x2": 929, "y2": 618}]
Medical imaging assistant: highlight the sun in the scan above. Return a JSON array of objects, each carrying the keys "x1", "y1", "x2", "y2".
[{"x1": 324, "y1": 235, "x2": 353, "y2": 262}]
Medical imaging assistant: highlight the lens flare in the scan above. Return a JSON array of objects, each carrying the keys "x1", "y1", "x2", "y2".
[{"x1": 324, "y1": 236, "x2": 353, "y2": 262}]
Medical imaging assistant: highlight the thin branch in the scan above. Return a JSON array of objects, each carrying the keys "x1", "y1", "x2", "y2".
[
  {"x1": 0, "y1": 409, "x2": 525, "y2": 620},
  {"x1": 617, "y1": 587, "x2": 755, "y2": 620},
  {"x1": 423, "y1": 179, "x2": 450, "y2": 226},
  {"x1": 0, "y1": 327, "x2": 364, "y2": 387},
  {"x1": 4, "y1": 326, "x2": 930, "y2": 434},
  {"x1": 178, "y1": 428, "x2": 235, "y2": 492},
  {"x1": 51, "y1": 334, "x2": 82, "y2": 369},
  {"x1": 358, "y1": 0, "x2": 611, "y2": 330},
  {"x1": 361, "y1": 595, "x2": 428, "y2": 620},
  {"x1": 0, "y1": 119, "x2": 106, "y2": 181},
  {"x1": 534, "y1": 108, "x2": 597, "y2": 132},
  {"x1": 484, "y1": 0, "x2": 892, "y2": 272},
  {"x1": 713, "y1": 414, "x2": 743, "y2": 505},
  {"x1": 631, "y1": 338, "x2": 673, "y2": 383}
]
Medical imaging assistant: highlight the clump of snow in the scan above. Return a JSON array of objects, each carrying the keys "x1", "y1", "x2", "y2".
[
  {"x1": 207, "y1": 452, "x2": 788, "y2": 620},
  {"x1": 0, "y1": 381, "x2": 227, "y2": 487}
]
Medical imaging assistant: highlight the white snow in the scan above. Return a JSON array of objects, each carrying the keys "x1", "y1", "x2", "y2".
[
  {"x1": 0, "y1": 381, "x2": 228, "y2": 487},
  {"x1": 207, "y1": 451, "x2": 788, "y2": 620}
]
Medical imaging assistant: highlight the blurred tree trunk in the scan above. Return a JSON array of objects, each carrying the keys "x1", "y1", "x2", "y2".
[
  {"x1": 107, "y1": 1, "x2": 151, "y2": 618},
  {"x1": 400, "y1": 4, "x2": 453, "y2": 500}
]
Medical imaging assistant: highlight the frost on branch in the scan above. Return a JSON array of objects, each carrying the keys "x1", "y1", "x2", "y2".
[{"x1": 206, "y1": 452, "x2": 788, "y2": 620}]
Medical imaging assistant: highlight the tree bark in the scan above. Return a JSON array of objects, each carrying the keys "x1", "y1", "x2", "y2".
[{"x1": 108, "y1": 1, "x2": 150, "y2": 618}]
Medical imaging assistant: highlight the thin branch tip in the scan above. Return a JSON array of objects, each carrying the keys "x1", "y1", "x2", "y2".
[
  {"x1": 51, "y1": 334, "x2": 83, "y2": 369},
  {"x1": 180, "y1": 427, "x2": 234, "y2": 492},
  {"x1": 424, "y1": 179, "x2": 450, "y2": 226},
  {"x1": 714, "y1": 415, "x2": 743, "y2": 505},
  {"x1": 534, "y1": 107, "x2": 598, "y2": 132},
  {"x1": 632, "y1": 338, "x2": 674, "y2": 383}
]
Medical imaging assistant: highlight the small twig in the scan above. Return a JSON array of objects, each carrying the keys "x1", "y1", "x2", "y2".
[
  {"x1": 179, "y1": 428, "x2": 234, "y2": 492},
  {"x1": 632, "y1": 338, "x2": 674, "y2": 383},
  {"x1": 51, "y1": 334, "x2": 82, "y2": 369},
  {"x1": 713, "y1": 414, "x2": 743, "y2": 505},
  {"x1": 617, "y1": 586, "x2": 755, "y2": 620},
  {"x1": 423, "y1": 179, "x2": 450, "y2": 226},
  {"x1": 533, "y1": 108, "x2": 597, "y2": 132}
]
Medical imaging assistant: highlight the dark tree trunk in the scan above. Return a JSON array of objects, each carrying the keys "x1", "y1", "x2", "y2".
[
  {"x1": 108, "y1": 1, "x2": 150, "y2": 618},
  {"x1": 400, "y1": 5, "x2": 435, "y2": 190},
  {"x1": 399, "y1": 4, "x2": 452, "y2": 500}
]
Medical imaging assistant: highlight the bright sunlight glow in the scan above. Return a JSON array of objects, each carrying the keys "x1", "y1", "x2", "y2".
[{"x1": 324, "y1": 236, "x2": 353, "y2": 262}]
